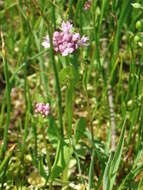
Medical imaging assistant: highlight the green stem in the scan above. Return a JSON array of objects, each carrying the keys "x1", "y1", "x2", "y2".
[
  {"x1": 0, "y1": 103, "x2": 5, "y2": 134},
  {"x1": 47, "y1": 21, "x2": 64, "y2": 138},
  {"x1": 98, "y1": 0, "x2": 108, "y2": 35},
  {"x1": 50, "y1": 139, "x2": 62, "y2": 185},
  {"x1": 74, "y1": 0, "x2": 83, "y2": 28},
  {"x1": 31, "y1": 118, "x2": 38, "y2": 160},
  {"x1": 72, "y1": 143, "x2": 85, "y2": 185},
  {"x1": 111, "y1": 0, "x2": 130, "y2": 67},
  {"x1": 51, "y1": 1, "x2": 56, "y2": 30},
  {"x1": 21, "y1": 111, "x2": 29, "y2": 164},
  {"x1": 68, "y1": 0, "x2": 73, "y2": 19},
  {"x1": 1, "y1": 32, "x2": 11, "y2": 158},
  {"x1": 88, "y1": 148, "x2": 95, "y2": 190},
  {"x1": 92, "y1": 0, "x2": 106, "y2": 84}
]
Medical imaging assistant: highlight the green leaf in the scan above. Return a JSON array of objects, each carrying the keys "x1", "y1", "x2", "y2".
[
  {"x1": 111, "y1": 125, "x2": 126, "y2": 180},
  {"x1": 74, "y1": 117, "x2": 87, "y2": 144},
  {"x1": 131, "y1": 3, "x2": 142, "y2": 9},
  {"x1": 82, "y1": 65, "x2": 88, "y2": 91},
  {"x1": 103, "y1": 120, "x2": 126, "y2": 190},
  {"x1": 59, "y1": 65, "x2": 79, "y2": 86},
  {"x1": 0, "y1": 103, "x2": 5, "y2": 133},
  {"x1": 103, "y1": 152, "x2": 114, "y2": 190},
  {"x1": 117, "y1": 148, "x2": 143, "y2": 190},
  {"x1": 65, "y1": 83, "x2": 74, "y2": 138},
  {"x1": 50, "y1": 140, "x2": 73, "y2": 180},
  {"x1": 117, "y1": 163, "x2": 143, "y2": 190},
  {"x1": 39, "y1": 156, "x2": 49, "y2": 180},
  {"x1": 0, "y1": 145, "x2": 15, "y2": 174},
  {"x1": 47, "y1": 116, "x2": 61, "y2": 146},
  {"x1": 137, "y1": 173, "x2": 143, "y2": 190}
]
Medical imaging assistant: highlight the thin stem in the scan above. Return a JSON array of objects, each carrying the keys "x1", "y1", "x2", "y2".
[
  {"x1": 88, "y1": 148, "x2": 95, "y2": 190},
  {"x1": 48, "y1": 29, "x2": 64, "y2": 137},
  {"x1": 68, "y1": 0, "x2": 73, "y2": 19},
  {"x1": 51, "y1": 1, "x2": 56, "y2": 30},
  {"x1": 21, "y1": 111, "x2": 29, "y2": 165},
  {"x1": 1, "y1": 31, "x2": 11, "y2": 158},
  {"x1": 92, "y1": 0, "x2": 106, "y2": 85},
  {"x1": 31, "y1": 118, "x2": 38, "y2": 160},
  {"x1": 111, "y1": 0, "x2": 130, "y2": 67},
  {"x1": 72, "y1": 144, "x2": 85, "y2": 185},
  {"x1": 50, "y1": 139, "x2": 62, "y2": 186},
  {"x1": 0, "y1": 103, "x2": 5, "y2": 134}
]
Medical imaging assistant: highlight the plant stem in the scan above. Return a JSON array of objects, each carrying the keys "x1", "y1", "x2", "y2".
[
  {"x1": 21, "y1": 111, "x2": 29, "y2": 164},
  {"x1": 48, "y1": 29, "x2": 64, "y2": 137},
  {"x1": 1, "y1": 31, "x2": 11, "y2": 158},
  {"x1": 72, "y1": 143, "x2": 85, "y2": 185},
  {"x1": 88, "y1": 148, "x2": 95, "y2": 190}
]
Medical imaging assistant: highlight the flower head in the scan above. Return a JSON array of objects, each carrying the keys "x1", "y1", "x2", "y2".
[
  {"x1": 80, "y1": 35, "x2": 89, "y2": 46},
  {"x1": 72, "y1": 33, "x2": 80, "y2": 41},
  {"x1": 84, "y1": 0, "x2": 91, "y2": 10},
  {"x1": 61, "y1": 21, "x2": 73, "y2": 33},
  {"x1": 35, "y1": 102, "x2": 50, "y2": 117},
  {"x1": 42, "y1": 21, "x2": 88, "y2": 56},
  {"x1": 42, "y1": 35, "x2": 50, "y2": 48}
]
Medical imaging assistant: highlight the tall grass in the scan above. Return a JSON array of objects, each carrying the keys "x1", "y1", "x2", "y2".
[{"x1": 0, "y1": 0, "x2": 143, "y2": 189}]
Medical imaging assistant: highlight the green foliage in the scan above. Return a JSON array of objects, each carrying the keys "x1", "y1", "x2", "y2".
[
  {"x1": 103, "y1": 120, "x2": 126, "y2": 190},
  {"x1": 74, "y1": 117, "x2": 87, "y2": 144},
  {"x1": 50, "y1": 140, "x2": 73, "y2": 180},
  {"x1": 47, "y1": 116, "x2": 61, "y2": 145},
  {"x1": 0, "y1": 145, "x2": 15, "y2": 174},
  {"x1": 131, "y1": 3, "x2": 143, "y2": 9},
  {"x1": 0, "y1": 0, "x2": 143, "y2": 189}
]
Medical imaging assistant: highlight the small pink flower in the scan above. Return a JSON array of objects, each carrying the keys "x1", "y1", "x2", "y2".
[
  {"x1": 80, "y1": 36, "x2": 89, "y2": 46},
  {"x1": 35, "y1": 102, "x2": 50, "y2": 117},
  {"x1": 72, "y1": 33, "x2": 80, "y2": 41},
  {"x1": 84, "y1": 0, "x2": 91, "y2": 10},
  {"x1": 61, "y1": 21, "x2": 73, "y2": 33},
  {"x1": 42, "y1": 35, "x2": 50, "y2": 48},
  {"x1": 35, "y1": 103, "x2": 43, "y2": 113},
  {"x1": 61, "y1": 49, "x2": 69, "y2": 56},
  {"x1": 42, "y1": 21, "x2": 88, "y2": 56},
  {"x1": 53, "y1": 31, "x2": 60, "y2": 38},
  {"x1": 63, "y1": 33, "x2": 72, "y2": 42}
]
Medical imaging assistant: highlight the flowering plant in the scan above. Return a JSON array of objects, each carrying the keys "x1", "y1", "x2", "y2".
[
  {"x1": 35, "y1": 103, "x2": 50, "y2": 117},
  {"x1": 42, "y1": 21, "x2": 88, "y2": 56},
  {"x1": 84, "y1": 0, "x2": 91, "y2": 10}
]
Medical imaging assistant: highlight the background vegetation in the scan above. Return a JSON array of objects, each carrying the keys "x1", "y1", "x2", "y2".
[{"x1": 0, "y1": 0, "x2": 143, "y2": 189}]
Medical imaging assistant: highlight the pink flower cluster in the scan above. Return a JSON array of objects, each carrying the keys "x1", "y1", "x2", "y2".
[
  {"x1": 84, "y1": 0, "x2": 91, "y2": 10},
  {"x1": 35, "y1": 103, "x2": 50, "y2": 117},
  {"x1": 42, "y1": 21, "x2": 88, "y2": 56}
]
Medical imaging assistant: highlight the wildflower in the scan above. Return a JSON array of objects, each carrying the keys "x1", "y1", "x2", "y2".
[
  {"x1": 35, "y1": 103, "x2": 50, "y2": 117},
  {"x1": 61, "y1": 21, "x2": 73, "y2": 33},
  {"x1": 42, "y1": 21, "x2": 88, "y2": 56},
  {"x1": 80, "y1": 36, "x2": 89, "y2": 46},
  {"x1": 84, "y1": 0, "x2": 91, "y2": 10},
  {"x1": 42, "y1": 35, "x2": 50, "y2": 48},
  {"x1": 72, "y1": 33, "x2": 80, "y2": 41}
]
